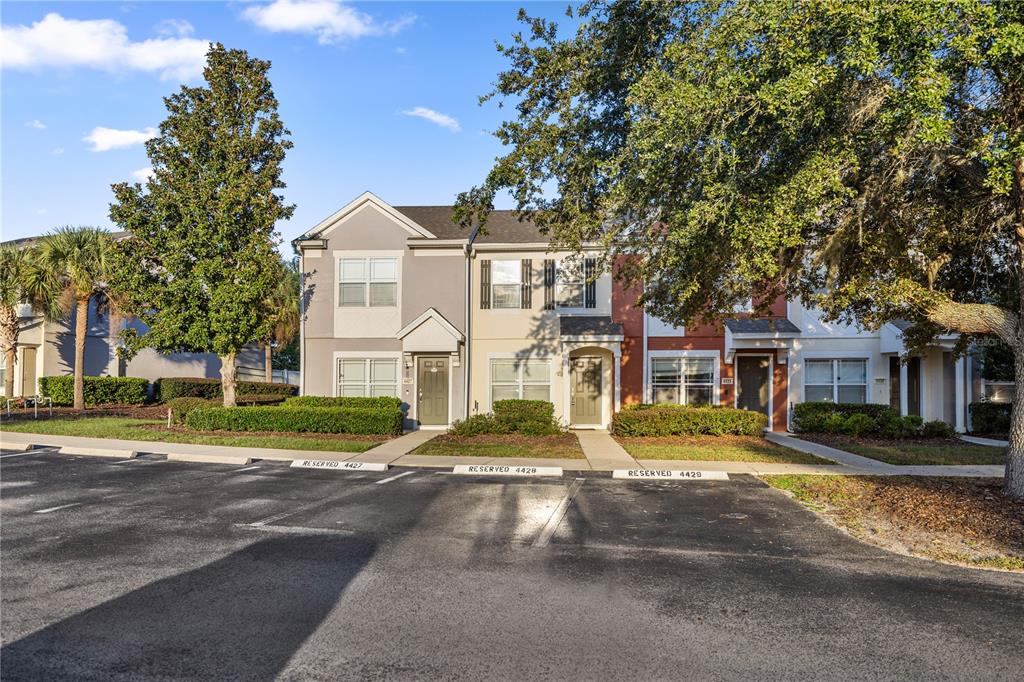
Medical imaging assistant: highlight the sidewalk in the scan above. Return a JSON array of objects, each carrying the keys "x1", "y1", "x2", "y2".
[{"x1": 0, "y1": 429, "x2": 1007, "y2": 477}]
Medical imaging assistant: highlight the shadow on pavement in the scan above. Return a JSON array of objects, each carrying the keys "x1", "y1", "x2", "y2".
[{"x1": 1, "y1": 534, "x2": 375, "y2": 681}]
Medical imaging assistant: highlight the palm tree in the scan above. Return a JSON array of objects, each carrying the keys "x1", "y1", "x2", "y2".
[
  {"x1": 40, "y1": 227, "x2": 114, "y2": 410},
  {"x1": 0, "y1": 244, "x2": 62, "y2": 397},
  {"x1": 263, "y1": 258, "x2": 300, "y2": 382}
]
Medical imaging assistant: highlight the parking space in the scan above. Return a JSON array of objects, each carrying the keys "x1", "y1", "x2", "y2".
[{"x1": 2, "y1": 447, "x2": 1023, "y2": 680}]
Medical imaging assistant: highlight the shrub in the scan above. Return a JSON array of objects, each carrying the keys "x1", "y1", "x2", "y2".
[
  {"x1": 493, "y1": 399, "x2": 555, "y2": 423},
  {"x1": 185, "y1": 406, "x2": 402, "y2": 435},
  {"x1": 39, "y1": 376, "x2": 149, "y2": 406},
  {"x1": 156, "y1": 377, "x2": 298, "y2": 402},
  {"x1": 841, "y1": 413, "x2": 876, "y2": 437},
  {"x1": 792, "y1": 402, "x2": 895, "y2": 433},
  {"x1": 823, "y1": 413, "x2": 847, "y2": 434},
  {"x1": 284, "y1": 396, "x2": 403, "y2": 410},
  {"x1": 234, "y1": 394, "x2": 288, "y2": 406},
  {"x1": 167, "y1": 397, "x2": 217, "y2": 425},
  {"x1": 612, "y1": 405, "x2": 767, "y2": 437},
  {"x1": 970, "y1": 401, "x2": 1011, "y2": 435},
  {"x1": 922, "y1": 420, "x2": 955, "y2": 439},
  {"x1": 449, "y1": 414, "x2": 512, "y2": 436}
]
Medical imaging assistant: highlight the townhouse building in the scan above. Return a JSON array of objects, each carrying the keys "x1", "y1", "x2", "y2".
[{"x1": 296, "y1": 192, "x2": 989, "y2": 432}]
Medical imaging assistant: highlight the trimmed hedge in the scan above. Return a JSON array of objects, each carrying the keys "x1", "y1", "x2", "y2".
[
  {"x1": 39, "y1": 376, "x2": 149, "y2": 406},
  {"x1": 157, "y1": 377, "x2": 298, "y2": 402},
  {"x1": 612, "y1": 405, "x2": 767, "y2": 437},
  {"x1": 167, "y1": 397, "x2": 217, "y2": 425},
  {"x1": 284, "y1": 396, "x2": 403, "y2": 410},
  {"x1": 493, "y1": 399, "x2": 555, "y2": 423},
  {"x1": 970, "y1": 401, "x2": 1011, "y2": 435},
  {"x1": 793, "y1": 401, "x2": 955, "y2": 439},
  {"x1": 185, "y1": 406, "x2": 403, "y2": 435},
  {"x1": 448, "y1": 399, "x2": 562, "y2": 437}
]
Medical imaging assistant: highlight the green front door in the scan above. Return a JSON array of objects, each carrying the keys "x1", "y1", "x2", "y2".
[
  {"x1": 417, "y1": 357, "x2": 449, "y2": 426},
  {"x1": 570, "y1": 357, "x2": 602, "y2": 425},
  {"x1": 735, "y1": 356, "x2": 770, "y2": 419}
]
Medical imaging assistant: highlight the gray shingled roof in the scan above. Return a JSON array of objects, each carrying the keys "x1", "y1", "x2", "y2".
[
  {"x1": 559, "y1": 316, "x2": 624, "y2": 337},
  {"x1": 394, "y1": 206, "x2": 547, "y2": 244},
  {"x1": 889, "y1": 319, "x2": 913, "y2": 331},
  {"x1": 723, "y1": 318, "x2": 800, "y2": 335}
]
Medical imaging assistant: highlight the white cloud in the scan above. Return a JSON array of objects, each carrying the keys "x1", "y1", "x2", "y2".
[
  {"x1": 51, "y1": 147, "x2": 64, "y2": 155},
  {"x1": 155, "y1": 19, "x2": 194, "y2": 38},
  {"x1": 1, "y1": 12, "x2": 209, "y2": 81},
  {"x1": 84, "y1": 126, "x2": 157, "y2": 152},
  {"x1": 402, "y1": 106, "x2": 461, "y2": 133},
  {"x1": 243, "y1": 0, "x2": 415, "y2": 44},
  {"x1": 131, "y1": 167, "x2": 155, "y2": 183},
  {"x1": 26, "y1": 119, "x2": 46, "y2": 129}
]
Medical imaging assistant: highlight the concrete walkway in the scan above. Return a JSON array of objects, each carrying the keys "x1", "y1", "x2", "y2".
[
  {"x1": 764, "y1": 432, "x2": 892, "y2": 471},
  {"x1": 573, "y1": 429, "x2": 640, "y2": 470},
  {"x1": 347, "y1": 429, "x2": 441, "y2": 464},
  {"x1": 960, "y1": 435, "x2": 1009, "y2": 447}
]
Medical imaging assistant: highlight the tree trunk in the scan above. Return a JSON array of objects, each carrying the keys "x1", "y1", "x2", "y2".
[
  {"x1": 220, "y1": 352, "x2": 237, "y2": 407},
  {"x1": 73, "y1": 297, "x2": 88, "y2": 411},
  {"x1": 1006, "y1": 341, "x2": 1024, "y2": 498},
  {"x1": 264, "y1": 343, "x2": 272, "y2": 383},
  {"x1": 3, "y1": 347, "x2": 15, "y2": 399},
  {"x1": 1, "y1": 306, "x2": 19, "y2": 399}
]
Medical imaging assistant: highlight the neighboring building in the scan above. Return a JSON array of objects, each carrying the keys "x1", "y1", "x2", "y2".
[
  {"x1": 2, "y1": 235, "x2": 267, "y2": 397},
  {"x1": 295, "y1": 192, "x2": 979, "y2": 432}
]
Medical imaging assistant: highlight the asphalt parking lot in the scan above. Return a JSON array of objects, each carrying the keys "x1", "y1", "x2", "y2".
[{"x1": 2, "y1": 447, "x2": 1023, "y2": 681}]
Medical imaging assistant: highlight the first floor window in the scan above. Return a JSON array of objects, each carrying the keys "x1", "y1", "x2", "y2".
[
  {"x1": 650, "y1": 357, "x2": 715, "y2": 406},
  {"x1": 805, "y1": 358, "x2": 867, "y2": 403},
  {"x1": 339, "y1": 257, "x2": 398, "y2": 307},
  {"x1": 337, "y1": 358, "x2": 399, "y2": 397},
  {"x1": 490, "y1": 358, "x2": 551, "y2": 404},
  {"x1": 491, "y1": 260, "x2": 522, "y2": 309}
]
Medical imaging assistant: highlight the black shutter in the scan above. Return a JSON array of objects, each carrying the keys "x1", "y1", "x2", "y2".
[
  {"x1": 521, "y1": 259, "x2": 532, "y2": 309},
  {"x1": 584, "y1": 258, "x2": 596, "y2": 308},
  {"x1": 543, "y1": 259, "x2": 555, "y2": 310},
  {"x1": 480, "y1": 260, "x2": 491, "y2": 309}
]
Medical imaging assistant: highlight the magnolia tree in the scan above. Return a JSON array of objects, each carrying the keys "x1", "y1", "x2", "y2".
[
  {"x1": 109, "y1": 44, "x2": 293, "y2": 407},
  {"x1": 456, "y1": 1, "x2": 1024, "y2": 496}
]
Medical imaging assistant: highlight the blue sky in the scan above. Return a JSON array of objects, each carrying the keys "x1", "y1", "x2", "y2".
[{"x1": 2, "y1": 1, "x2": 577, "y2": 250}]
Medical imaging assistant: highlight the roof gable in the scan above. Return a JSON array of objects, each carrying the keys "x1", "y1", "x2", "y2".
[{"x1": 299, "y1": 192, "x2": 436, "y2": 241}]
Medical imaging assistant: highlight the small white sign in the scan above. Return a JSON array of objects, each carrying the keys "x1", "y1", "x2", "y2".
[
  {"x1": 452, "y1": 464, "x2": 563, "y2": 477},
  {"x1": 612, "y1": 469, "x2": 729, "y2": 481},
  {"x1": 290, "y1": 459, "x2": 388, "y2": 472},
  {"x1": 721, "y1": 377, "x2": 734, "y2": 385}
]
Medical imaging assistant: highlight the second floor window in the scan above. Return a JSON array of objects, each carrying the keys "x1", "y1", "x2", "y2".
[
  {"x1": 491, "y1": 260, "x2": 522, "y2": 309},
  {"x1": 339, "y1": 258, "x2": 397, "y2": 307},
  {"x1": 556, "y1": 262, "x2": 584, "y2": 308}
]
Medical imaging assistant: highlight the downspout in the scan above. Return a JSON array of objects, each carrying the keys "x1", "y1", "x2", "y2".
[
  {"x1": 298, "y1": 247, "x2": 306, "y2": 396},
  {"x1": 641, "y1": 306, "x2": 649, "y2": 403},
  {"x1": 464, "y1": 224, "x2": 481, "y2": 419}
]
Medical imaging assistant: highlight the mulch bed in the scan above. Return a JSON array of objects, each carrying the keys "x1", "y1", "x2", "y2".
[
  {"x1": 798, "y1": 433, "x2": 970, "y2": 450},
  {"x1": 140, "y1": 424, "x2": 391, "y2": 443},
  {"x1": 1, "y1": 404, "x2": 169, "y2": 421}
]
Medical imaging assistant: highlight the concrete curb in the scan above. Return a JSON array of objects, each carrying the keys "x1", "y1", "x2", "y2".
[
  {"x1": 59, "y1": 446, "x2": 137, "y2": 459},
  {"x1": 167, "y1": 453, "x2": 251, "y2": 466}
]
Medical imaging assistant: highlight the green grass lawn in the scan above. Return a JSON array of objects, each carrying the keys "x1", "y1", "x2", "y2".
[
  {"x1": 0, "y1": 417, "x2": 386, "y2": 453},
  {"x1": 413, "y1": 434, "x2": 585, "y2": 459},
  {"x1": 615, "y1": 435, "x2": 832, "y2": 464},
  {"x1": 800, "y1": 435, "x2": 1007, "y2": 465}
]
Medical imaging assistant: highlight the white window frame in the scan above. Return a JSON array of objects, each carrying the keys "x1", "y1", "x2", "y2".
[
  {"x1": 490, "y1": 260, "x2": 523, "y2": 310},
  {"x1": 338, "y1": 256, "x2": 398, "y2": 308},
  {"x1": 555, "y1": 260, "x2": 585, "y2": 309},
  {"x1": 646, "y1": 350, "x2": 720, "y2": 405},
  {"x1": 333, "y1": 352, "x2": 401, "y2": 398},
  {"x1": 803, "y1": 357, "x2": 869, "y2": 404},
  {"x1": 488, "y1": 356, "x2": 552, "y2": 407}
]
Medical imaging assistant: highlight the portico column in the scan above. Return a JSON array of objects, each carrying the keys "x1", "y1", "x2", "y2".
[
  {"x1": 899, "y1": 360, "x2": 909, "y2": 417},
  {"x1": 562, "y1": 346, "x2": 572, "y2": 426},
  {"x1": 954, "y1": 356, "x2": 966, "y2": 433}
]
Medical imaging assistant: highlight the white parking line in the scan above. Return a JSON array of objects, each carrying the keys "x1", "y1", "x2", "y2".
[
  {"x1": 233, "y1": 465, "x2": 262, "y2": 473},
  {"x1": 0, "y1": 451, "x2": 43, "y2": 459},
  {"x1": 33, "y1": 502, "x2": 82, "y2": 514},
  {"x1": 376, "y1": 471, "x2": 414, "y2": 485},
  {"x1": 532, "y1": 478, "x2": 585, "y2": 549}
]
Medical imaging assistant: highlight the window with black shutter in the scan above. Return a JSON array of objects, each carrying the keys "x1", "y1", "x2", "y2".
[
  {"x1": 584, "y1": 258, "x2": 597, "y2": 308},
  {"x1": 480, "y1": 260, "x2": 491, "y2": 309},
  {"x1": 543, "y1": 259, "x2": 555, "y2": 310},
  {"x1": 521, "y1": 259, "x2": 532, "y2": 309}
]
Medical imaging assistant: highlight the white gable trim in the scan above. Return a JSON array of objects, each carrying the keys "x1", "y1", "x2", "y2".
[
  {"x1": 396, "y1": 307, "x2": 465, "y2": 342},
  {"x1": 304, "y1": 191, "x2": 436, "y2": 240}
]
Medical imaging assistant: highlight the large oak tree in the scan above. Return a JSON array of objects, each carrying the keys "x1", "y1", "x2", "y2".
[
  {"x1": 457, "y1": 0, "x2": 1024, "y2": 497},
  {"x1": 109, "y1": 44, "x2": 293, "y2": 407}
]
